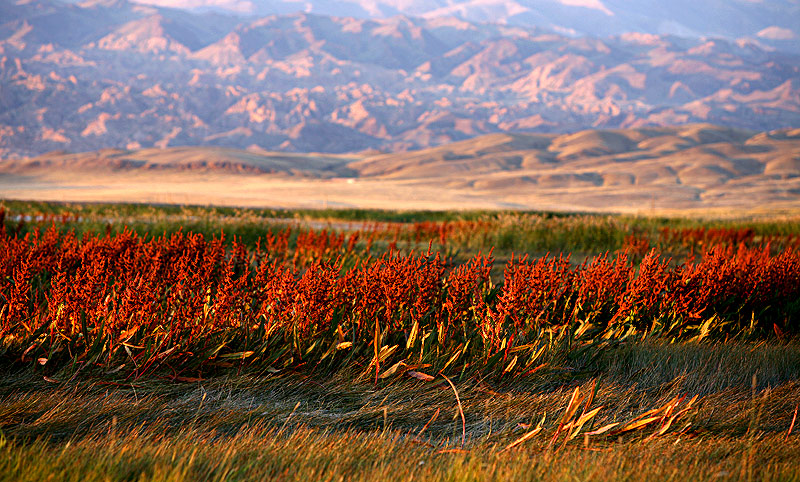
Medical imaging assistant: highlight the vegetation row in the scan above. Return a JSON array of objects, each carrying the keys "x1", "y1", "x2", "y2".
[{"x1": 1, "y1": 220, "x2": 797, "y2": 382}]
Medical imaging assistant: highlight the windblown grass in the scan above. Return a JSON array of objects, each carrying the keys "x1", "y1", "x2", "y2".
[
  {"x1": 1, "y1": 201, "x2": 799, "y2": 481},
  {"x1": 1, "y1": 341, "x2": 799, "y2": 481}
]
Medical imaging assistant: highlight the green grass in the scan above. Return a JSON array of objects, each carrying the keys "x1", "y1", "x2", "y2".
[{"x1": 4, "y1": 200, "x2": 800, "y2": 259}]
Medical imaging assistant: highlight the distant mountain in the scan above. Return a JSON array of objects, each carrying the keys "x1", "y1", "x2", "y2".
[
  {"x1": 1, "y1": 0, "x2": 799, "y2": 158},
  {"x1": 129, "y1": 0, "x2": 800, "y2": 52},
  {"x1": 4, "y1": 124, "x2": 800, "y2": 212}
]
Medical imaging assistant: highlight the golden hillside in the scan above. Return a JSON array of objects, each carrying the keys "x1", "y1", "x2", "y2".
[{"x1": 2, "y1": 124, "x2": 799, "y2": 213}]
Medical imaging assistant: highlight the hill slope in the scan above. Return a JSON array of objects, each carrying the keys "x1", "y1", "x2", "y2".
[{"x1": 3, "y1": 125, "x2": 799, "y2": 213}]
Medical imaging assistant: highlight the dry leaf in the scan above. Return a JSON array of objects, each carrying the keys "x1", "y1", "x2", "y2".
[
  {"x1": 407, "y1": 371, "x2": 435, "y2": 381},
  {"x1": 502, "y1": 427, "x2": 543, "y2": 452}
]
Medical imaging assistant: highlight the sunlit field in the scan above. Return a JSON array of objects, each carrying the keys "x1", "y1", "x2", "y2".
[{"x1": 1, "y1": 201, "x2": 799, "y2": 481}]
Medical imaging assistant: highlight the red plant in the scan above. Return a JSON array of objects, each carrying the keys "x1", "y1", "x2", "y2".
[{"x1": 1, "y1": 223, "x2": 798, "y2": 378}]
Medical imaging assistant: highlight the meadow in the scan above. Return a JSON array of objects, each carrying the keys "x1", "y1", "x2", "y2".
[{"x1": 1, "y1": 200, "x2": 799, "y2": 481}]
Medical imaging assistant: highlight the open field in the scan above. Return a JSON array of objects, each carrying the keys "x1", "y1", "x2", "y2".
[{"x1": 1, "y1": 201, "x2": 799, "y2": 480}]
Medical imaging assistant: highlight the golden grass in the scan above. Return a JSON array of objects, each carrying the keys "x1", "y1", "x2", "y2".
[{"x1": 1, "y1": 341, "x2": 799, "y2": 481}]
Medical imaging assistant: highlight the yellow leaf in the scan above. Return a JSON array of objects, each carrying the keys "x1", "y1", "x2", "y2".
[
  {"x1": 569, "y1": 407, "x2": 603, "y2": 440},
  {"x1": 509, "y1": 343, "x2": 536, "y2": 353},
  {"x1": 442, "y1": 345, "x2": 464, "y2": 372},
  {"x1": 584, "y1": 422, "x2": 619, "y2": 436},
  {"x1": 624, "y1": 396, "x2": 680, "y2": 426},
  {"x1": 377, "y1": 344, "x2": 398, "y2": 363},
  {"x1": 616, "y1": 416, "x2": 662, "y2": 434},
  {"x1": 684, "y1": 394, "x2": 700, "y2": 410},
  {"x1": 501, "y1": 427, "x2": 543, "y2": 452},
  {"x1": 379, "y1": 360, "x2": 406, "y2": 379},
  {"x1": 583, "y1": 379, "x2": 597, "y2": 413},
  {"x1": 218, "y1": 351, "x2": 255, "y2": 360},
  {"x1": 558, "y1": 387, "x2": 585, "y2": 427},
  {"x1": 503, "y1": 355, "x2": 518, "y2": 374},
  {"x1": 407, "y1": 321, "x2": 419, "y2": 349},
  {"x1": 657, "y1": 414, "x2": 678, "y2": 436}
]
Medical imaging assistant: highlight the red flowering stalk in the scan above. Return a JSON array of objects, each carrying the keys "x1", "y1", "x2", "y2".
[
  {"x1": 611, "y1": 250, "x2": 672, "y2": 328},
  {"x1": 441, "y1": 250, "x2": 493, "y2": 344}
]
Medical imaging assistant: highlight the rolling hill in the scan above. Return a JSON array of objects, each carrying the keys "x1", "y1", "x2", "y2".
[{"x1": 3, "y1": 124, "x2": 799, "y2": 212}]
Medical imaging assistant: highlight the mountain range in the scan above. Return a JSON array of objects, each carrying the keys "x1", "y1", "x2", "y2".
[
  {"x1": 141, "y1": 0, "x2": 800, "y2": 50},
  {"x1": 0, "y1": 0, "x2": 799, "y2": 159}
]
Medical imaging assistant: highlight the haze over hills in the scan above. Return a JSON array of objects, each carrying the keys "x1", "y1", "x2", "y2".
[
  {"x1": 1, "y1": 0, "x2": 799, "y2": 159},
  {"x1": 3, "y1": 124, "x2": 799, "y2": 212},
  {"x1": 130, "y1": 0, "x2": 800, "y2": 52}
]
